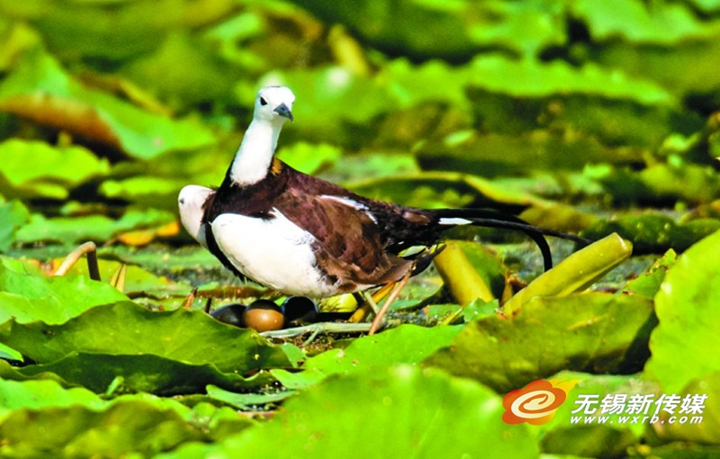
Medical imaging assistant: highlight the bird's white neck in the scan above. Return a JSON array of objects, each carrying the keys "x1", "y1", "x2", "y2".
[{"x1": 230, "y1": 119, "x2": 284, "y2": 186}]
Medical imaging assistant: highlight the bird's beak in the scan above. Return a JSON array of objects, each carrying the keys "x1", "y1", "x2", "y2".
[{"x1": 273, "y1": 103, "x2": 294, "y2": 122}]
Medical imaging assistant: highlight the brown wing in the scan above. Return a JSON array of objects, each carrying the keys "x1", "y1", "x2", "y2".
[{"x1": 274, "y1": 187, "x2": 412, "y2": 288}]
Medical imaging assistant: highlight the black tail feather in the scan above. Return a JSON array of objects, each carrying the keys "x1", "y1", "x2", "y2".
[{"x1": 431, "y1": 208, "x2": 591, "y2": 271}]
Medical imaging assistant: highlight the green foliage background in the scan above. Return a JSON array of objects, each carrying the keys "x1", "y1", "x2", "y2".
[{"x1": 0, "y1": 0, "x2": 719, "y2": 457}]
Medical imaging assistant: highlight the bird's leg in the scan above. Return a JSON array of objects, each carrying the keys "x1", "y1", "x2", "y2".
[
  {"x1": 348, "y1": 282, "x2": 396, "y2": 323},
  {"x1": 348, "y1": 291, "x2": 381, "y2": 323},
  {"x1": 368, "y1": 263, "x2": 414, "y2": 335},
  {"x1": 53, "y1": 241, "x2": 100, "y2": 281},
  {"x1": 362, "y1": 291, "x2": 380, "y2": 314},
  {"x1": 302, "y1": 327, "x2": 322, "y2": 347}
]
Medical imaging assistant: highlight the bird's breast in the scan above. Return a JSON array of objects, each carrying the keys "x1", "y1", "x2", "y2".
[{"x1": 209, "y1": 209, "x2": 347, "y2": 297}]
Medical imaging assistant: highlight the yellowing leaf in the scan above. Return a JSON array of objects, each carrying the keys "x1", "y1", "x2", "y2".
[
  {"x1": 0, "y1": 49, "x2": 216, "y2": 159},
  {"x1": 0, "y1": 139, "x2": 109, "y2": 199},
  {"x1": 117, "y1": 221, "x2": 180, "y2": 246}
]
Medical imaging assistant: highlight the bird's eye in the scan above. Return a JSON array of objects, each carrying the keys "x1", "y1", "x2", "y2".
[{"x1": 259, "y1": 97, "x2": 268, "y2": 106}]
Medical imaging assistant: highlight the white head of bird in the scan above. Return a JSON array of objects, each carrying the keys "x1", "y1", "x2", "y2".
[
  {"x1": 254, "y1": 86, "x2": 295, "y2": 123},
  {"x1": 230, "y1": 86, "x2": 295, "y2": 186}
]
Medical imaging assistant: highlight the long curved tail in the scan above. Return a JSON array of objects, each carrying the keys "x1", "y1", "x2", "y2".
[{"x1": 430, "y1": 208, "x2": 591, "y2": 271}]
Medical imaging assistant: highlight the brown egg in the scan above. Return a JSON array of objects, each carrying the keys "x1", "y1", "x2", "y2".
[{"x1": 243, "y1": 300, "x2": 284, "y2": 332}]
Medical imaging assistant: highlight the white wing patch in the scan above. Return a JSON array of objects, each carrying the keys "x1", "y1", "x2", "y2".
[
  {"x1": 210, "y1": 208, "x2": 338, "y2": 297},
  {"x1": 320, "y1": 195, "x2": 378, "y2": 224},
  {"x1": 438, "y1": 217, "x2": 472, "y2": 226}
]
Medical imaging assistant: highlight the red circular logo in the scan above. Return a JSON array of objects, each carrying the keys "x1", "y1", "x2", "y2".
[{"x1": 502, "y1": 379, "x2": 568, "y2": 425}]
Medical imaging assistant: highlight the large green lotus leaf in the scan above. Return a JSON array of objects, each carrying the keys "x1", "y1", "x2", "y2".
[
  {"x1": 572, "y1": 0, "x2": 720, "y2": 43},
  {"x1": 380, "y1": 58, "x2": 472, "y2": 109},
  {"x1": 321, "y1": 150, "x2": 419, "y2": 185},
  {"x1": 0, "y1": 378, "x2": 103, "y2": 419},
  {"x1": 581, "y1": 0, "x2": 720, "y2": 99},
  {"x1": 582, "y1": 163, "x2": 652, "y2": 203},
  {"x1": 572, "y1": 1, "x2": 720, "y2": 103},
  {"x1": 290, "y1": 0, "x2": 563, "y2": 60},
  {"x1": 580, "y1": 167, "x2": 631, "y2": 203},
  {"x1": 587, "y1": 24, "x2": 720, "y2": 99},
  {"x1": 276, "y1": 141, "x2": 341, "y2": 175},
  {"x1": 302, "y1": 324, "x2": 463, "y2": 377},
  {"x1": 0, "y1": 199, "x2": 29, "y2": 252},
  {"x1": 0, "y1": 359, "x2": 72, "y2": 386},
  {"x1": 15, "y1": 353, "x2": 275, "y2": 395},
  {"x1": 84, "y1": 246, "x2": 254, "y2": 304},
  {"x1": 534, "y1": 371, "x2": 659, "y2": 457},
  {"x1": 98, "y1": 245, "x2": 221, "y2": 276},
  {"x1": 205, "y1": 4, "x2": 322, "y2": 74},
  {"x1": 0, "y1": 49, "x2": 216, "y2": 159},
  {"x1": 0, "y1": 0, "x2": 235, "y2": 60},
  {"x1": 424, "y1": 293, "x2": 656, "y2": 393},
  {"x1": 519, "y1": 202, "x2": 600, "y2": 234},
  {"x1": 0, "y1": 376, "x2": 206, "y2": 418},
  {"x1": 416, "y1": 130, "x2": 625, "y2": 178},
  {"x1": 0, "y1": 139, "x2": 109, "y2": 199},
  {"x1": 173, "y1": 366, "x2": 538, "y2": 459},
  {"x1": 0, "y1": 301, "x2": 290, "y2": 373},
  {"x1": 100, "y1": 176, "x2": 187, "y2": 211},
  {"x1": 0, "y1": 399, "x2": 205, "y2": 458},
  {"x1": 127, "y1": 145, "x2": 229, "y2": 189},
  {"x1": 120, "y1": 31, "x2": 243, "y2": 110},
  {"x1": 186, "y1": 402, "x2": 254, "y2": 442},
  {"x1": 15, "y1": 214, "x2": 121, "y2": 244},
  {"x1": 273, "y1": 324, "x2": 464, "y2": 391},
  {"x1": 690, "y1": 0, "x2": 720, "y2": 13},
  {"x1": 346, "y1": 173, "x2": 478, "y2": 208},
  {"x1": 645, "y1": 230, "x2": 720, "y2": 394},
  {"x1": 106, "y1": 150, "x2": 223, "y2": 217},
  {"x1": 373, "y1": 101, "x2": 473, "y2": 149},
  {"x1": 14, "y1": 207, "x2": 175, "y2": 244},
  {"x1": 652, "y1": 371, "x2": 720, "y2": 445},
  {"x1": 639, "y1": 163, "x2": 720, "y2": 204},
  {"x1": 61, "y1": 257, "x2": 191, "y2": 298},
  {"x1": 0, "y1": 379, "x2": 249, "y2": 456},
  {"x1": 468, "y1": 55, "x2": 675, "y2": 104},
  {"x1": 589, "y1": 162, "x2": 720, "y2": 205},
  {"x1": 0, "y1": 256, "x2": 129, "y2": 325},
  {"x1": 355, "y1": 59, "x2": 476, "y2": 147},
  {"x1": 0, "y1": 374, "x2": 253, "y2": 435},
  {"x1": 346, "y1": 171, "x2": 548, "y2": 209},
  {"x1": 485, "y1": 170, "x2": 607, "y2": 202},
  {"x1": 582, "y1": 213, "x2": 720, "y2": 254},
  {"x1": 459, "y1": 57, "x2": 702, "y2": 155}
]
